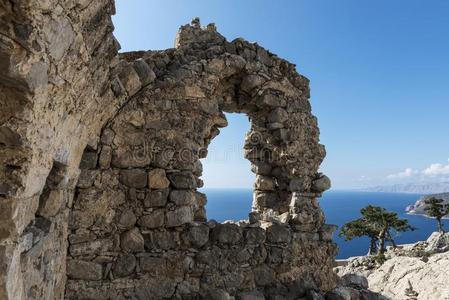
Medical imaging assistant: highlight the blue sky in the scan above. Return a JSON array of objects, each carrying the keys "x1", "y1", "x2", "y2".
[{"x1": 113, "y1": 0, "x2": 449, "y2": 189}]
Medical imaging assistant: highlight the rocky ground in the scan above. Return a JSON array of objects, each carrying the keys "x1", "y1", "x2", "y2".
[{"x1": 335, "y1": 232, "x2": 449, "y2": 300}]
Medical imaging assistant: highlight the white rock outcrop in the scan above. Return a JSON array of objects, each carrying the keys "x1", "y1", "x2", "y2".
[{"x1": 336, "y1": 232, "x2": 449, "y2": 300}]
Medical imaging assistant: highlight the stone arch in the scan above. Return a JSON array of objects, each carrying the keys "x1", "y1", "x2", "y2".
[{"x1": 66, "y1": 21, "x2": 336, "y2": 299}]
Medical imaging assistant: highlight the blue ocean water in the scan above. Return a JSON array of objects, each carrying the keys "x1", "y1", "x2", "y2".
[{"x1": 203, "y1": 189, "x2": 449, "y2": 259}]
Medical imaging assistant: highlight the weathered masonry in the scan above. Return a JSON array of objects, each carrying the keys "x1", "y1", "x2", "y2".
[{"x1": 0, "y1": 2, "x2": 335, "y2": 299}]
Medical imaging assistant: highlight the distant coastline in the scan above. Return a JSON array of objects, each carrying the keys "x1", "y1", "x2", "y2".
[{"x1": 360, "y1": 182, "x2": 449, "y2": 195}]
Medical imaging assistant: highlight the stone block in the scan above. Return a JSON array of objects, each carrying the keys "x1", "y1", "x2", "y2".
[
  {"x1": 99, "y1": 145, "x2": 112, "y2": 169},
  {"x1": 166, "y1": 206, "x2": 193, "y2": 227},
  {"x1": 112, "y1": 147, "x2": 152, "y2": 168},
  {"x1": 252, "y1": 191, "x2": 278, "y2": 209},
  {"x1": 67, "y1": 260, "x2": 102, "y2": 281},
  {"x1": 69, "y1": 239, "x2": 113, "y2": 257},
  {"x1": 119, "y1": 169, "x2": 147, "y2": 188},
  {"x1": 167, "y1": 171, "x2": 197, "y2": 189},
  {"x1": 118, "y1": 64, "x2": 142, "y2": 96},
  {"x1": 240, "y1": 74, "x2": 265, "y2": 93},
  {"x1": 140, "y1": 256, "x2": 167, "y2": 274},
  {"x1": 255, "y1": 175, "x2": 276, "y2": 191},
  {"x1": 148, "y1": 168, "x2": 170, "y2": 189},
  {"x1": 341, "y1": 274, "x2": 368, "y2": 290},
  {"x1": 212, "y1": 224, "x2": 242, "y2": 245},
  {"x1": 144, "y1": 189, "x2": 169, "y2": 207},
  {"x1": 183, "y1": 223, "x2": 209, "y2": 248},
  {"x1": 76, "y1": 169, "x2": 99, "y2": 188},
  {"x1": 138, "y1": 210, "x2": 165, "y2": 228},
  {"x1": 118, "y1": 209, "x2": 137, "y2": 229},
  {"x1": 244, "y1": 227, "x2": 266, "y2": 245},
  {"x1": 120, "y1": 228, "x2": 144, "y2": 253},
  {"x1": 79, "y1": 151, "x2": 98, "y2": 170},
  {"x1": 259, "y1": 93, "x2": 286, "y2": 107},
  {"x1": 250, "y1": 163, "x2": 272, "y2": 176},
  {"x1": 253, "y1": 265, "x2": 275, "y2": 286},
  {"x1": 169, "y1": 190, "x2": 196, "y2": 206},
  {"x1": 268, "y1": 108, "x2": 288, "y2": 123},
  {"x1": 311, "y1": 174, "x2": 331, "y2": 193},
  {"x1": 266, "y1": 224, "x2": 291, "y2": 243},
  {"x1": 113, "y1": 254, "x2": 136, "y2": 278},
  {"x1": 238, "y1": 290, "x2": 266, "y2": 300},
  {"x1": 144, "y1": 231, "x2": 180, "y2": 250},
  {"x1": 133, "y1": 59, "x2": 156, "y2": 86},
  {"x1": 43, "y1": 17, "x2": 75, "y2": 61},
  {"x1": 325, "y1": 286, "x2": 360, "y2": 300},
  {"x1": 289, "y1": 178, "x2": 304, "y2": 192},
  {"x1": 0, "y1": 126, "x2": 22, "y2": 147},
  {"x1": 37, "y1": 189, "x2": 63, "y2": 218},
  {"x1": 101, "y1": 128, "x2": 115, "y2": 145}
]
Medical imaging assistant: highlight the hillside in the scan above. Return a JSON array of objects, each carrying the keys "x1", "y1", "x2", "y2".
[{"x1": 363, "y1": 182, "x2": 449, "y2": 194}]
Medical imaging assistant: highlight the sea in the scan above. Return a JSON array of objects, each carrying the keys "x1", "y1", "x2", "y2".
[{"x1": 202, "y1": 189, "x2": 449, "y2": 259}]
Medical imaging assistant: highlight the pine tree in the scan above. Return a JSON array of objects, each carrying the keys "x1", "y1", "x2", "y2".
[
  {"x1": 339, "y1": 205, "x2": 415, "y2": 255},
  {"x1": 424, "y1": 197, "x2": 449, "y2": 233},
  {"x1": 339, "y1": 218, "x2": 379, "y2": 255}
]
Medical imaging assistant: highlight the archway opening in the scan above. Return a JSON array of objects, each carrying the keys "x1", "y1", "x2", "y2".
[{"x1": 201, "y1": 113, "x2": 255, "y2": 222}]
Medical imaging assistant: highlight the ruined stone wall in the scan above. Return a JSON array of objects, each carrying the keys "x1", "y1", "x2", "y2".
[
  {"x1": 1, "y1": 1, "x2": 336, "y2": 298},
  {"x1": 65, "y1": 22, "x2": 337, "y2": 299},
  {"x1": 0, "y1": 1, "x2": 138, "y2": 299}
]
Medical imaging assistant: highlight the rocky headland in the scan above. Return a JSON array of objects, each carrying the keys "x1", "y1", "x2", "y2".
[{"x1": 406, "y1": 193, "x2": 449, "y2": 218}]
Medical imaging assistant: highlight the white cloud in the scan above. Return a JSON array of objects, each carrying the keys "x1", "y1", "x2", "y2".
[
  {"x1": 387, "y1": 168, "x2": 418, "y2": 179},
  {"x1": 422, "y1": 159, "x2": 449, "y2": 176},
  {"x1": 387, "y1": 159, "x2": 449, "y2": 181}
]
